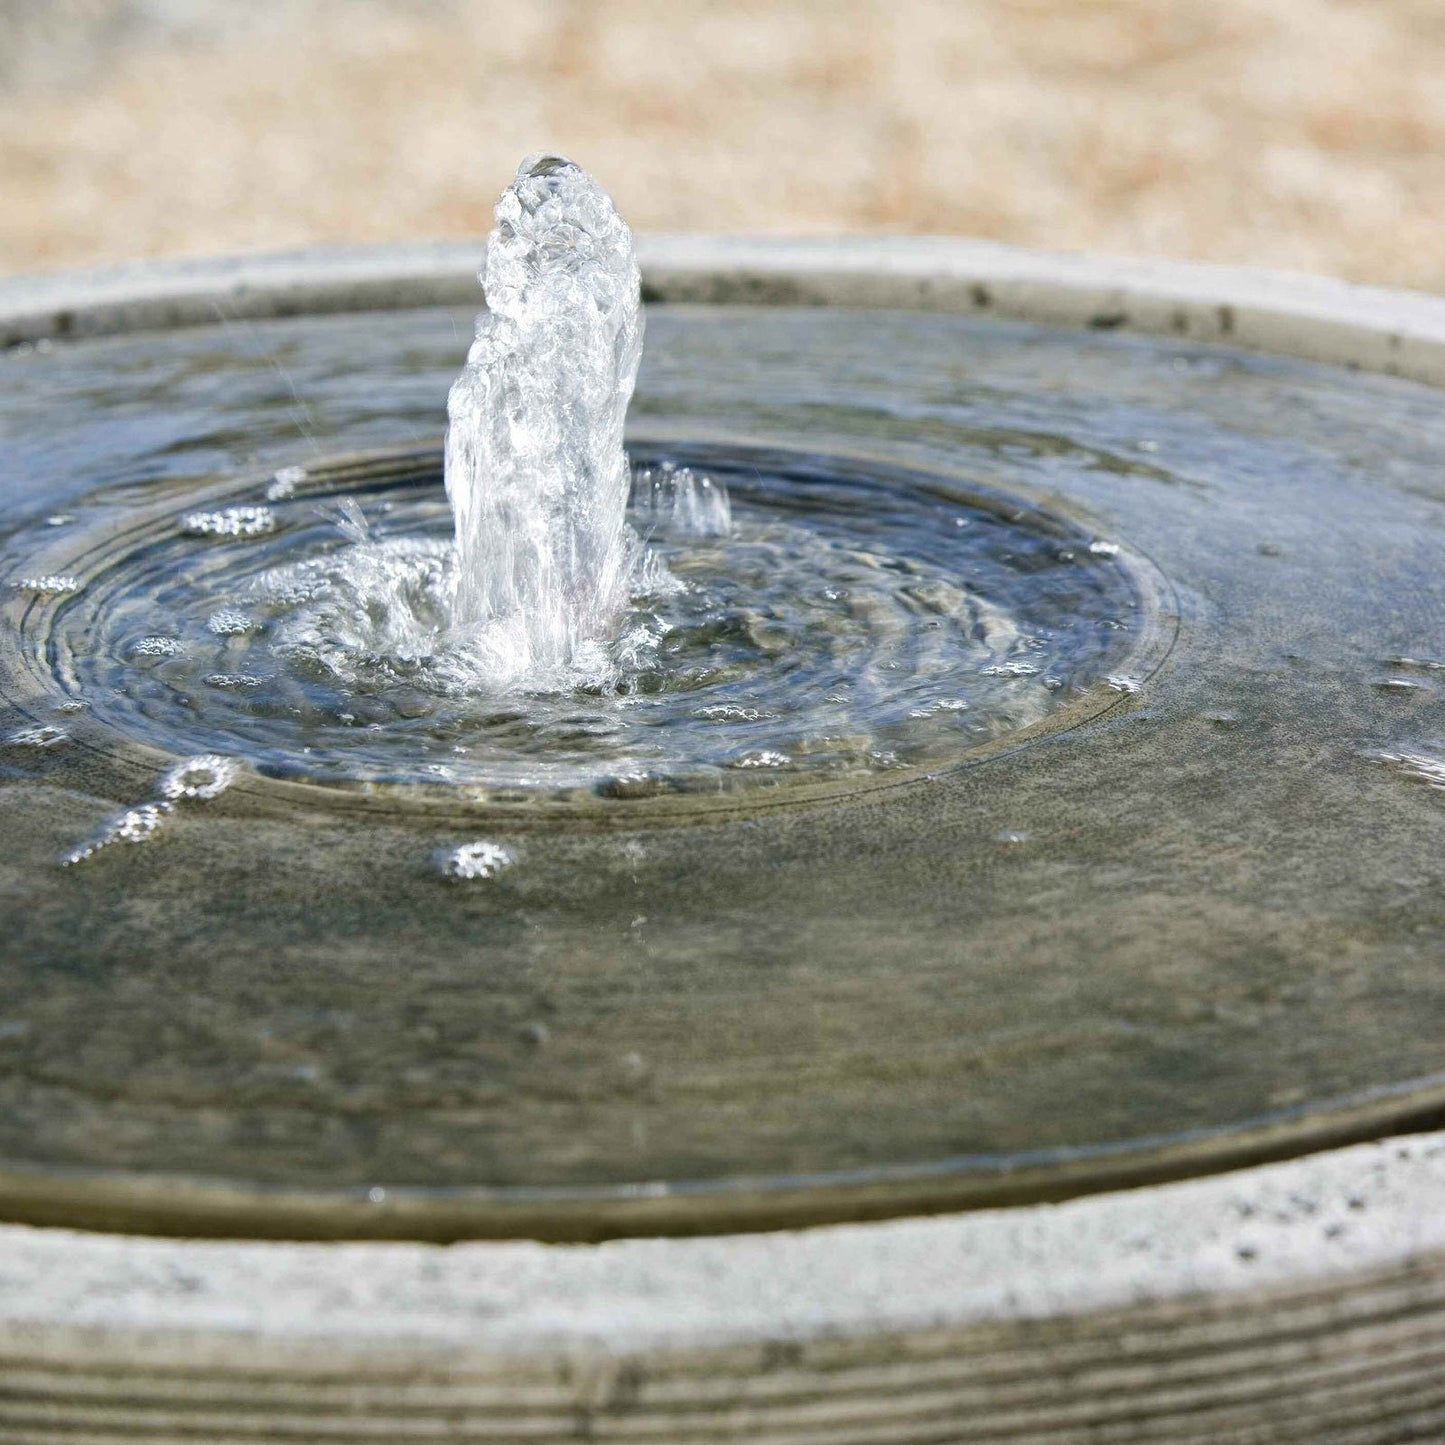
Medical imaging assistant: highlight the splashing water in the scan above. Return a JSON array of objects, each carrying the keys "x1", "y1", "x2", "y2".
[
  {"x1": 444, "y1": 153, "x2": 650, "y2": 688},
  {"x1": 631, "y1": 463, "x2": 733, "y2": 539}
]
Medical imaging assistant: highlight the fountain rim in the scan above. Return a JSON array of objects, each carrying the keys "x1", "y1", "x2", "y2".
[
  {"x1": 5, "y1": 234, "x2": 1445, "y2": 386},
  {"x1": 1, "y1": 239, "x2": 1444, "y2": 1430},
  {"x1": 2, "y1": 229, "x2": 1445, "y2": 384}
]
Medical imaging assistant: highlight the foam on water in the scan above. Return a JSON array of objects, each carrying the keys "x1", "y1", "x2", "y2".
[
  {"x1": 181, "y1": 506, "x2": 276, "y2": 539},
  {"x1": 11, "y1": 574, "x2": 81, "y2": 597},
  {"x1": 207, "y1": 609, "x2": 258, "y2": 636},
  {"x1": 7, "y1": 723, "x2": 67, "y2": 748},
  {"x1": 61, "y1": 801, "x2": 173, "y2": 867},
  {"x1": 440, "y1": 840, "x2": 515, "y2": 881},
  {"x1": 60, "y1": 754, "x2": 240, "y2": 866},
  {"x1": 158, "y1": 754, "x2": 238, "y2": 801}
]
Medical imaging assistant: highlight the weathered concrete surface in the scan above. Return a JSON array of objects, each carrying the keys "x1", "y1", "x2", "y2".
[{"x1": 0, "y1": 1133, "x2": 1442, "y2": 1440}]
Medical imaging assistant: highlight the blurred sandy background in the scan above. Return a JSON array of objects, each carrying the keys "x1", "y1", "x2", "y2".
[{"x1": 2, "y1": 0, "x2": 1443, "y2": 290}]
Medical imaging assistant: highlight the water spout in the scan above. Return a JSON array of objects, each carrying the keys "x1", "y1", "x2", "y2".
[{"x1": 444, "y1": 154, "x2": 645, "y2": 687}]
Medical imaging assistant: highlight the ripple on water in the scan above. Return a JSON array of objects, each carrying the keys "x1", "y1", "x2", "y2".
[{"x1": 33, "y1": 447, "x2": 1153, "y2": 801}]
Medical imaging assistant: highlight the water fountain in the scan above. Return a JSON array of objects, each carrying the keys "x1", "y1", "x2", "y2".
[{"x1": 0, "y1": 156, "x2": 1443, "y2": 1439}]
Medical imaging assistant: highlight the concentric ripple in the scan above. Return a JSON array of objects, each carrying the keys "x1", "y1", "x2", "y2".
[{"x1": 40, "y1": 444, "x2": 1146, "y2": 800}]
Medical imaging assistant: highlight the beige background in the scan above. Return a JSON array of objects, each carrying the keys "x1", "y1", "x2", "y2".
[{"x1": 2, "y1": 0, "x2": 1443, "y2": 290}]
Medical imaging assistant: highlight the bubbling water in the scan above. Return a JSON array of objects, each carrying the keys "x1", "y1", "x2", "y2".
[
  {"x1": 56, "y1": 444, "x2": 1146, "y2": 798},
  {"x1": 444, "y1": 153, "x2": 653, "y2": 689}
]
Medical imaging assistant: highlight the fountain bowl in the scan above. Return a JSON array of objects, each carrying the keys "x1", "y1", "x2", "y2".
[{"x1": 1, "y1": 237, "x2": 1443, "y2": 1441}]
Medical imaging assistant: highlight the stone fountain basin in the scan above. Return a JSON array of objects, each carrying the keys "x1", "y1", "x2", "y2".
[{"x1": 0, "y1": 238, "x2": 1442, "y2": 1441}]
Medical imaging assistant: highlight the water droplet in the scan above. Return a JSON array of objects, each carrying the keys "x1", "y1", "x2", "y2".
[
  {"x1": 6, "y1": 723, "x2": 67, "y2": 748},
  {"x1": 1088, "y1": 540, "x2": 1121, "y2": 558},
  {"x1": 981, "y1": 661, "x2": 1039, "y2": 678},
  {"x1": 265, "y1": 465, "x2": 308, "y2": 502},
  {"x1": 11, "y1": 574, "x2": 81, "y2": 597},
  {"x1": 180, "y1": 505, "x2": 276, "y2": 539},
  {"x1": 367, "y1": 1186, "x2": 387, "y2": 1204},
  {"x1": 44, "y1": 514, "x2": 74, "y2": 527},
  {"x1": 157, "y1": 754, "x2": 238, "y2": 802},
  {"x1": 439, "y1": 840, "x2": 515, "y2": 880},
  {"x1": 631, "y1": 463, "x2": 732, "y2": 537},
  {"x1": 1374, "y1": 677, "x2": 1428, "y2": 694},
  {"x1": 995, "y1": 830, "x2": 1029, "y2": 845}
]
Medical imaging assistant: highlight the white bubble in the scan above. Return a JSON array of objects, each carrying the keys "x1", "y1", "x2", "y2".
[
  {"x1": 207, "y1": 609, "x2": 258, "y2": 636},
  {"x1": 7, "y1": 723, "x2": 67, "y2": 747},
  {"x1": 440, "y1": 840, "x2": 515, "y2": 880},
  {"x1": 694, "y1": 704, "x2": 772, "y2": 722},
  {"x1": 11, "y1": 574, "x2": 81, "y2": 596},
  {"x1": 158, "y1": 754, "x2": 238, "y2": 801},
  {"x1": 129, "y1": 636, "x2": 182, "y2": 657},
  {"x1": 180, "y1": 506, "x2": 276, "y2": 539},
  {"x1": 61, "y1": 801, "x2": 173, "y2": 867},
  {"x1": 204, "y1": 673, "x2": 264, "y2": 689}
]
